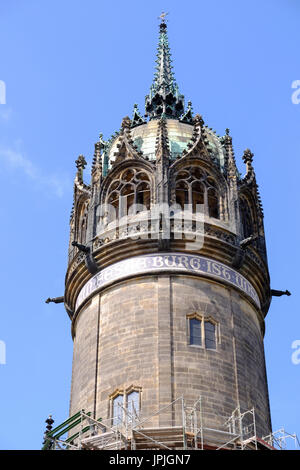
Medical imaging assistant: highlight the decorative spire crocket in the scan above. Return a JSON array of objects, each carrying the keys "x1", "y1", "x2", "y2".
[{"x1": 145, "y1": 15, "x2": 184, "y2": 119}]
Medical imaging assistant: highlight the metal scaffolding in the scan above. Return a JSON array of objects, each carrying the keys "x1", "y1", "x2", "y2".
[{"x1": 42, "y1": 397, "x2": 299, "y2": 451}]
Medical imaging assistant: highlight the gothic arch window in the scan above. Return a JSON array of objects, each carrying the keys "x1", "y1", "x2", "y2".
[
  {"x1": 192, "y1": 181, "x2": 205, "y2": 212},
  {"x1": 105, "y1": 169, "x2": 151, "y2": 222},
  {"x1": 80, "y1": 217, "x2": 87, "y2": 244},
  {"x1": 110, "y1": 387, "x2": 141, "y2": 426},
  {"x1": 240, "y1": 197, "x2": 254, "y2": 238},
  {"x1": 187, "y1": 313, "x2": 219, "y2": 350},
  {"x1": 174, "y1": 167, "x2": 221, "y2": 219},
  {"x1": 207, "y1": 187, "x2": 219, "y2": 219},
  {"x1": 175, "y1": 180, "x2": 189, "y2": 209},
  {"x1": 75, "y1": 199, "x2": 89, "y2": 245},
  {"x1": 112, "y1": 393, "x2": 123, "y2": 426}
]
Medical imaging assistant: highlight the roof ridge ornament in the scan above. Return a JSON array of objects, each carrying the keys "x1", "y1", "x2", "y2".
[
  {"x1": 112, "y1": 116, "x2": 145, "y2": 165},
  {"x1": 131, "y1": 103, "x2": 146, "y2": 128},
  {"x1": 180, "y1": 101, "x2": 194, "y2": 124},
  {"x1": 177, "y1": 114, "x2": 220, "y2": 166}
]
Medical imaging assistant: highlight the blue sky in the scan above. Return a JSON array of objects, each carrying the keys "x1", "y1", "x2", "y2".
[{"x1": 0, "y1": 0, "x2": 299, "y2": 450}]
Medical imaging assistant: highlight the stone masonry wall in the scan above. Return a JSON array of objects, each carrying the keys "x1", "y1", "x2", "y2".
[{"x1": 70, "y1": 274, "x2": 271, "y2": 438}]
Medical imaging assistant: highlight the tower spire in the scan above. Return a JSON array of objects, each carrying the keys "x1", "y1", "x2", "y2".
[{"x1": 145, "y1": 15, "x2": 184, "y2": 119}]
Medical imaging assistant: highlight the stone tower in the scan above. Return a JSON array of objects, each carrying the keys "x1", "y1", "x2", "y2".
[{"x1": 63, "y1": 18, "x2": 275, "y2": 449}]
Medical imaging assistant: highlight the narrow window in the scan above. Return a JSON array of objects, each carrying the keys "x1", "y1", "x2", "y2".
[
  {"x1": 208, "y1": 188, "x2": 219, "y2": 219},
  {"x1": 112, "y1": 394, "x2": 123, "y2": 426},
  {"x1": 127, "y1": 391, "x2": 140, "y2": 420},
  {"x1": 121, "y1": 184, "x2": 135, "y2": 216},
  {"x1": 176, "y1": 181, "x2": 189, "y2": 210},
  {"x1": 192, "y1": 181, "x2": 204, "y2": 213},
  {"x1": 204, "y1": 321, "x2": 216, "y2": 350},
  {"x1": 190, "y1": 318, "x2": 202, "y2": 346}
]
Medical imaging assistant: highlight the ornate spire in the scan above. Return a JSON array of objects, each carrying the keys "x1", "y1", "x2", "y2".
[{"x1": 145, "y1": 16, "x2": 184, "y2": 119}]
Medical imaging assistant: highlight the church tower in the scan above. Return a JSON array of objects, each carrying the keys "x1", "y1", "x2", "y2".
[{"x1": 57, "y1": 16, "x2": 278, "y2": 450}]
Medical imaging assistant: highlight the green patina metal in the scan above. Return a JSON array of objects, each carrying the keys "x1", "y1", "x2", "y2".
[{"x1": 42, "y1": 411, "x2": 102, "y2": 450}]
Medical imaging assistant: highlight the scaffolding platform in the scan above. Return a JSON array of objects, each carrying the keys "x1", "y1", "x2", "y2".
[{"x1": 42, "y1": 397, "x2": 299, "y2": 451}]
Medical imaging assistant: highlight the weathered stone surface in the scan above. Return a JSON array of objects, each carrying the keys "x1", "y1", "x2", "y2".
[{"x1": 70, "y1": 274, "x2": 271, "y2": 438}]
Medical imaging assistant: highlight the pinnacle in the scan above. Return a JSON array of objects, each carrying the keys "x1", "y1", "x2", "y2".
[{"x1": 145, "y1": 19, "x2": 184, "y2": 119}]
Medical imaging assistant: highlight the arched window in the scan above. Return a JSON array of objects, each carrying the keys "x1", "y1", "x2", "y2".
[
  {"x1": 192, "y1": 181, "x2": 205, "y2": 213},
  {"x1": 75, "y1": 199, "x2": 89, "y2": 245},
  {"x1": 111, "y1": 388, "x2": 141, "y2": 426},
  {"x1": 105, "y1": 169, "x2": 151, "y2": 220},
  {"x1": 127, "y1": 391, "x2": 140, "y2": 421},
  {"x1": 136, "y1": 181, "x2": 150, "y2": 211},
  {"x1": 240, "y1": 198, "x2": 254, "y2": 238},
  {"x1": 190, "y1": 317, "x2": 202, "y2": 346},
  {"x1": 112, "y1": 394, "x2": 123, "y2": 426},
  {"x1": 80, "y1": 217, "x2": 87, "y2": 244},
  {"x1": 120, "y1": 183, "x2": 135, "y2": 216},
  {"x1": 175, "y1": 180, "x2": 189, "y2": 210},
  {"x1": 204, "y1": 321, "x2": 216, "y2": 350},
  {"x1": 175, "y1": 167, "x2": 220, "y2": 219},
  {"x1": 188, "y1": 314, "x2": 218, "y2": 350},
  {"x1": 207, "y1": 188, "x2": 219, "y2": 219}
]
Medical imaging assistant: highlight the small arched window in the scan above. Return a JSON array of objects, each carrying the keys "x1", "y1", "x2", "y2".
[
  {"x1": 127, "y1": 391, "x2": 140, "y2": 421},
  {"x1": 204, "y1": 321, "x2": 216, "y2": 350},
  {"x1": 110, "y1": 388, "x2": 141, "y2": 426},
  {"x1": 112, "y1": 394, "x2": 123, "y2": 426},
  {"x1": 190, "y1": 317, "x2": 202, "y2": 346},
  {"x1": 188, "y1": 315, "x2": 218, "y2": 350}
]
